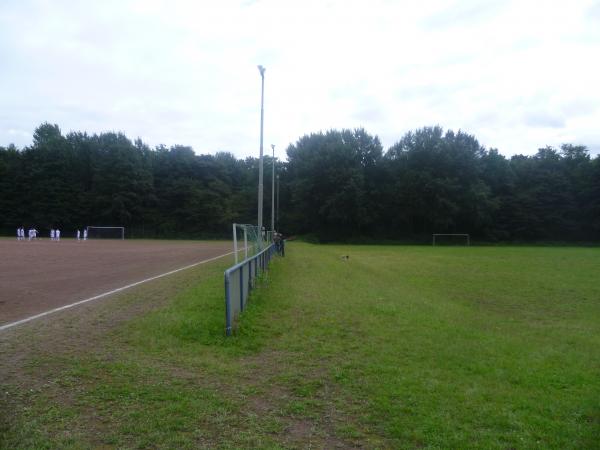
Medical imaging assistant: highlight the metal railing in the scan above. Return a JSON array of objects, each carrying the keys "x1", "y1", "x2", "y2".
[{"x1": 224, "y1": 243, "x2": 276, "y2": 336}]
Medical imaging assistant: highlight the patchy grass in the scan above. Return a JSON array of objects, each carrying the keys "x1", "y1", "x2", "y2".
[{"x1": 2, "y1": 244, "x2": 600, "y2": 449}]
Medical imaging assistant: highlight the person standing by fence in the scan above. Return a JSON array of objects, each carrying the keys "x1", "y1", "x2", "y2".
[{"x1": 274, "y1": 232, "x2": 285, "y2": 257}]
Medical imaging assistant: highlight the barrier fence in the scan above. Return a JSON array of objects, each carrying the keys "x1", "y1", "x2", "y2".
[{"x1": 224, "y1": 243, "x2": 276, "y2": 336}]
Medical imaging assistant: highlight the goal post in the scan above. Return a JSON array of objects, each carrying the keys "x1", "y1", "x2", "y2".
[
  {"x1": 86, "y1": 226, "x2": 125, "y2": 240},
  {"x1": 432, "y1": 233, "x2": 470, "y2": 246}
]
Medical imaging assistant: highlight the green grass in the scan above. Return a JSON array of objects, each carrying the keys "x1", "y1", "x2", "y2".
[{"x1": 2, "y1": 244, "x2": 600, "y2": 449}]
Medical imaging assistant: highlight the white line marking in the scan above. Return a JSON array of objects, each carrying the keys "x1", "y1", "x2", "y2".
[{"x1": 0, "y1": 250, "x2": 234, "y2": 333}]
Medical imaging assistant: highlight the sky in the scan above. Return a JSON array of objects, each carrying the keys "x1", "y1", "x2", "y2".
[{"x1": 1, "y1": 0, "x2": 599, "y2": 160}]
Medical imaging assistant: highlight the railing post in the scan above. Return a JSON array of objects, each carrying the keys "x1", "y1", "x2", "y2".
[
  {"x1": 240, "y1": 266, "x2": 244, "y2": 311},
  {"x1": 248, "y1": 259, "x2": 253, "y2": 292},
  {"x1": 225, "y1": 271, "x2": 232, "y2": 336},
  {"x1": 248, "y1": 260, "x2": 252, "y2": 294}
]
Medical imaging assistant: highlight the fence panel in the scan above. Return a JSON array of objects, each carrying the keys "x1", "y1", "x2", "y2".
[{"x1": 224, "y1": 243, "x2": 276, "y2": 335}]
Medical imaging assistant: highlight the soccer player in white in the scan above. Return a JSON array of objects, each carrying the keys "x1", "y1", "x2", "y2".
[
  {"x1": 83, "y1": 229, "x2": 87, "y2": 240},
  {"x1": 50, "y1": 229, "x2": 55, "y2": 241},
  {"x1": 56, "y1": 229, "x2": 61, "y2": 241},
  {"x1": 76, "y1": 229, "x2": 81, "y2": 241}
]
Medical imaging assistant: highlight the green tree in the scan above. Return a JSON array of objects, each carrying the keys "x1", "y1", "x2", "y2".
[
  {"x1": 286, "y1": 129, "x2": 383, "y2": 239},
  {"x1": 21, "y1": 123, "x2": 80, "y2": 230},
  {"x1": 384, "y1": 126, "x2": 494, "y2": 237},
  {"x1": 0, "y1": 144, "x2": 24, "y2": 231},
  {"x1": 507, "y1": 148, "x2": 575, "y2": 240},
  {"x1": 88, "y1": 132, "x2": 153, "y2": 228}
]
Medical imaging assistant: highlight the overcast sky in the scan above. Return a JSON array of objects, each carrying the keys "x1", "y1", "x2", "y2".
[{"x1": 1, "y1": 0, "x2": 599, "y2": 159}]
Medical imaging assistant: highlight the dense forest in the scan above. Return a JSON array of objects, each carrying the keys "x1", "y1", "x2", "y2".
[{"x1": 1, "y1": 123, "x2": 599, "y2": 242}]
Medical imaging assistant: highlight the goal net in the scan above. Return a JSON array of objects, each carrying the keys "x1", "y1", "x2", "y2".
[
  {"x1": 432, "y1": 233, "x2": 470, "y2": 246},
  {"x1": 86, "y1": 226, "x2": 125, "y2": 240},
  {"x1": 233, "y1": 224, "x2": 272, "y2": 263}
]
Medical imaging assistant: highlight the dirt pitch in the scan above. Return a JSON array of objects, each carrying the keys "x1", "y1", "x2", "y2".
[{"x1": 0, "y1": 238, "x2": 232, "y2": 326}]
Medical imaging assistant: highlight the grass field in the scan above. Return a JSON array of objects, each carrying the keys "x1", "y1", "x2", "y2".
[{"x1": 1, "y1": 243, "x2": 599, "y2": 448}]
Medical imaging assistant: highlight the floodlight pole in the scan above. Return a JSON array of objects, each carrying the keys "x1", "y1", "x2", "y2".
[
  {"x1": 271, "y1": 144, "x2": 275, "y2": 234},
  {"x1": 257, "y1": 65, "x2": 266, "y2": 246},
  {"x1": 276, "y1": 174, "x2": 280, "y2": 230}
]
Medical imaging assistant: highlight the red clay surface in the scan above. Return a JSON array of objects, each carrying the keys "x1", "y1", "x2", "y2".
[{"x1": 0, "y1": 238, "x2": 232, "y2": 326}]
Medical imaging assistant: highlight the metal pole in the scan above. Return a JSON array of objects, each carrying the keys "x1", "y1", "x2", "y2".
[
  {"x1": 276, "y1": 174, "x2": 280, "y2": 231},
  {"x1": 225, "y1": 271, "x2": 232, "y2": 335},
  {"x1": 233, "y1": 223, "x2": 238, "y2": 264},
  {"x1": 271, "y1": 144, "x2": 275, "y2": 234},
  {"x1": 257, "y1": 65, "x2": 265, "y2": 247}
]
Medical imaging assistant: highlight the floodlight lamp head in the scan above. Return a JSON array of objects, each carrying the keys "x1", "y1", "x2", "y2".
[
  {"x1": 271, "y1": 144, "x2": 275, "y2": 151},
  {"x1": 257, "y1": 65, "x2": 265, "y2": 77}
]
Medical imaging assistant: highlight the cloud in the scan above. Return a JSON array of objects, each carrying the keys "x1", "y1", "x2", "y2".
[
  {"x1": 559, "y1": 99, "x2": 597, "y2": 118},
  {"x1": 523, "y1": 112, "x2": 566, "y2": 129},
  {"x1": 421, "y1": 0, "x2": 506, "y2": 29},
  {"x1": 0, "y1": 0, "x2": 599, "y2": 158},
  {"x1": 353, "y1": 105, "x2": 385, "y2": 123},
  {"x1": 587, "y1": 1, "x2": 600, "y2": 18}
]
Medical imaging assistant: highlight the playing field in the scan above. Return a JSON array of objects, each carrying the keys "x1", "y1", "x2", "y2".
[
  {"x1": 2, "y1": 243, "x2": 599, "y2": 448},
  {"x1": 0, "y1": 239, "x2": 232, "y2": 326}
]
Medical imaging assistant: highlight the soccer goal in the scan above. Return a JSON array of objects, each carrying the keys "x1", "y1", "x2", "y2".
[
  {"x1": 232, "y1": 224, "x2": 263, "y2": 264},
  {"x1": 86, "y1": 226, "x2": 125, "y2": 240},
  {"x1": 432, "y1": 233, "x2": 470, "y2": 246}
]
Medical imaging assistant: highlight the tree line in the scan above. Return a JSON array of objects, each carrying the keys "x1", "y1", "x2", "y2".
[{"x1": 1, "y1": 123, "x2": 599, "y2": 242}]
